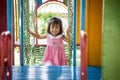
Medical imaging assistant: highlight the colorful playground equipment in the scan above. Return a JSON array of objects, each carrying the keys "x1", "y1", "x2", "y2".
[
  {"x1": 0, "y1": 0, "x2": 103, "y2": 80},
  {"x1": 3, "y1": 0, "x2": 120, "y2": 79},
  {"x1": 0, "y1": 30, "x2": 88, "y2": 80}
]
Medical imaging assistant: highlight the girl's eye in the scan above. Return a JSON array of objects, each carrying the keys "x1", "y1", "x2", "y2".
[{"x1": 56, "y1": 26, "x2": 59, "y2": 29}]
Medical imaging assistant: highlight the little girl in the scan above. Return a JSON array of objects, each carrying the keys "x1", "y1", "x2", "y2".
[{"x1": 28, "y1": 17, "x2": 70, "y2": 66}]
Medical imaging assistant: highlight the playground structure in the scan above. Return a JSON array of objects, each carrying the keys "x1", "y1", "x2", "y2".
[
  {"x1": 0, "y1": 0, "x2": 103, "y2": 66},
  {"x1": 0, "y1": 0, "x2": 106, "y2": 80},
  {"x1": 0, "y1": 30, "x2": 88, "y2": 80}
]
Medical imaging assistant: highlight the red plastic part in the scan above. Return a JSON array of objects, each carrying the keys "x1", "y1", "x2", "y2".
[
  {"x1": 81, "y1": 31, "x2": 87, "y2": 80},
  {"x1": 0, "y1": 31, "x2": 12, "y2": 80}
]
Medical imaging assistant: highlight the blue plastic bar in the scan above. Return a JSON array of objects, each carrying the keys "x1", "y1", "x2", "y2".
[
  {"x1": 73, "y1": 0, "x2": 77, "y2": 80},
  {"x1": 7, "y1": 0, "x2": 13, "y2": 32},
  {"x1": 73, "y1": 0, "x2": 77, "y2": 67},
  {"x1": 20, "y1": 0, "x2": 24, "y2": 66},
  {"x1": 7, "y1": 0, "x2": 15, "y2": 66},
  {"x1": 80, "y1": 0, "x2": 86, "y2": 31}
]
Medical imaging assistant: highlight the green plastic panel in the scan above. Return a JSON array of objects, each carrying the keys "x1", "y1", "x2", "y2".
[{"x1": 102, "y1": 0, "x2": 120, "y2": 80}]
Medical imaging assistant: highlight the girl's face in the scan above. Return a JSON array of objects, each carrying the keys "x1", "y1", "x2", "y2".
[{"x1": 50, "y1": 24, "x2": 60, "y2": 36}]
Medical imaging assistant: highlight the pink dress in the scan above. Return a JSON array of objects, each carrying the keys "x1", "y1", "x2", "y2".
[{"x1": 42, "y1": 34, "x2": 67, "y2": 66}]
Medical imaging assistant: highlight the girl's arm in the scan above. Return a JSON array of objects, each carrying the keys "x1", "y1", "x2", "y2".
[
  {"x1": 27, "y1": 29, "x2": 47, "y2": 39},
  {"x1": 63, "y1": 27, "x2": 70, "y2": 43}
]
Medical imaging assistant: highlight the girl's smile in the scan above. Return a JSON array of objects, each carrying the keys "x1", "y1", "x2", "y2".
[{"x1": 50, "y1": 24, "x2": 60, "y2": 36}]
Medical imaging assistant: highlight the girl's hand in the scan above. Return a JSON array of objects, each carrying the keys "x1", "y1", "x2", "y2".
[
  {"x1": 66, "y1": 27, "x2": 70, "y2": 35},
  {"x1": 63, "y1": 27, "x2": 70, "y2": 43}
]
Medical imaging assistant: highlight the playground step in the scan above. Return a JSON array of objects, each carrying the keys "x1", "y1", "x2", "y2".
[
  {"x1": 88, "y1": 66, "x2": 101, "y2": 80},
  {"x1": 12, "y1": 66, "x2": 80, "y2": 80},
  {"x1": 12, "y1": 66, "x2": 101, "y2": 80}
]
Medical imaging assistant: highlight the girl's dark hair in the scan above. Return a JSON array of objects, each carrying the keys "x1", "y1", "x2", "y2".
[{"x1": 47, "y1": 17, "x2": 63, "y2": 35}]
